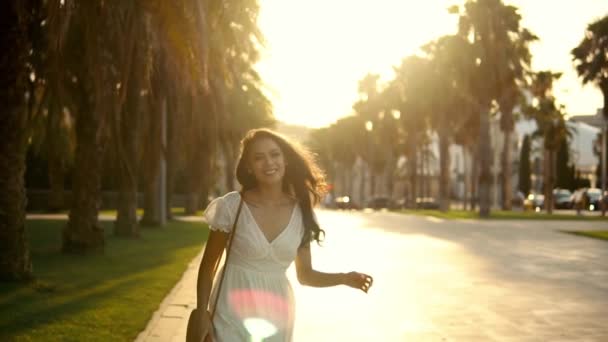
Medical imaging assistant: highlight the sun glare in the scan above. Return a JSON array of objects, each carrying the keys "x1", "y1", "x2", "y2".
[
  {"x1": 256, "y1": 0, "x2": 457, "y2": 128},
  {"x1": 256, "y1": 0, "x2": 608, "y2": 128}
]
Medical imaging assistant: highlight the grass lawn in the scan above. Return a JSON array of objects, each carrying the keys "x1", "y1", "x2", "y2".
[
  {"x1": 98, "y1": 207, "x2": 205, "y2": 217},
  {"x1": 563, "y1": 230, "x2": 608, "y2": 241},
  {"x1": 394, "y1": 209, "x2": 608, "y2": 221},
  {"x1": 0, "y1": 219, "x2": 209, "y2": 342}
]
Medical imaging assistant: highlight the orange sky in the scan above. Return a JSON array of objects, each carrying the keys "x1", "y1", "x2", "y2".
[{"x1": 255, "y1": 0, "x2": 608, "y2": 128}]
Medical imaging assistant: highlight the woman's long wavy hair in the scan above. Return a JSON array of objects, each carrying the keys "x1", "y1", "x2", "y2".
[{"x1": 235, "y1": 128, "x2": 327, "y2": 247}]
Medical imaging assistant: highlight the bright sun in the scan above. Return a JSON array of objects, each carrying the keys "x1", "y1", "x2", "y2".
[
  {"x1": 255, "y1": 0, "x2": 458, "y2": 128},
  {"x1": 255, "y1": 0, "x2": 608, "y2": 128}
]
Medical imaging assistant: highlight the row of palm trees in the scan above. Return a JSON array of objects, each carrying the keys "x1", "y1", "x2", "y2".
[
  {"x1": 1, "y1": 0, "x2": 272, "y2": 280},
  {"x1": 311, "y1": 1, "x2": 608, "y2": 217}
]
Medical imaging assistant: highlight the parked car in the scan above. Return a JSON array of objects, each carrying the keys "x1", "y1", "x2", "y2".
[
  {"x1": 553, "y1": 189, "x2": 573, "y2": 209},
  {"x1": 333, "y1": 195, "x2": 359, "y2": 210},
  {"x1": 586, "y1": 188, "x2": 602, "y2": 211},
  {"x1": 415, "y1": 197, "x2": 440, "y2": 210},
  {"x1": 571, "y1": 188, "x2": 606, "y2": 212},
  {"x1": 366, "y1": 197, "x2": 396, "y2": 210},
  {"x1": 523, "y1": 193, "x2": 544, "y2": 211}
]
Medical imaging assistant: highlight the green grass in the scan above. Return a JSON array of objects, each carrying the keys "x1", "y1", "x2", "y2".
[
  {"x1": 97, "y1": 207, "x2": 204, "y2": 217},
  {"x1": 0, "y1": 219, "x2": 209, "y2": 342},
  {"x1": 394, "y1": 209, "x2": 608, "y2": 221},
  {"x1": 563, "y1": 230, "x2": 608, "y2": 241}
]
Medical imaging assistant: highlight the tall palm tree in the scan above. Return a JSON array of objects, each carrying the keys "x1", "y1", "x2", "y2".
[
  {"x1": 423, "y1": 35, "x2": 476, "y2": 211},
  {"x1": 498, "y1": 28, "x2": 537, "y2": 210},
  {"x1": 451, "y1": 0, "x2": 531, "y2": 217},
  {"x1": 392, "y1": 56, "x2": 433, "y2": 207},
  {"x1": 525, "y1": 71, "x2": 568, "y2": 214},
  {"x1": 0, "y1": 0, "x2": 40, "y2": 280},
  {"x1": 572, "y1": 14, "x2": 608, "y2": 216},
  {"x1": 62, "y1": 2, "x2": 138, "y2": 251},
  {"x1": 353, "y1": 73, "x2": 383, "y2": 200}
]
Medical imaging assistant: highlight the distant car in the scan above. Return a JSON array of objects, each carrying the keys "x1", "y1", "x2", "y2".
[
  {"x1": 415, "y1": 197, "x2": 440, "y2": 210},
  {"x1": 553, "y1": 189, "x2": 573, "y2": 209},
  {"x1": 524, "y1": 193, "x2": 544, "y2": 211},
  {"x1": 366, "y1": 197, "x2": 396, "y2": 210},
  {"x1": 334, "y1": 195, "x2": 359, "y2": 210},
  {"x1": 586, "y1": 188, "x2": 602, "y2": 211}
]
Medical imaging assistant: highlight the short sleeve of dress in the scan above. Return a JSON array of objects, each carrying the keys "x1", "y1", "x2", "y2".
[{"x1": 202, "y1": 195, "x2": 233, "y2": 233}]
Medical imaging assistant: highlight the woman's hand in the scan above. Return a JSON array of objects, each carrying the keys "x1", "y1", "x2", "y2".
[
  {"x1": 200, "y1": 310, "x2": 214, "y2": 342},
  {"x1": 342, "y1": 272, "x2": 373, "y2": 293}
]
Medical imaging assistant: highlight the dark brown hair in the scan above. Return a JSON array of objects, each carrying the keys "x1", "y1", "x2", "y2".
[{"x1": 235, "y1": 128, "x2": 327, "y2": 247}]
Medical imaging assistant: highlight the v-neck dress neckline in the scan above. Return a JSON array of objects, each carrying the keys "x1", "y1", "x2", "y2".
[{"x1": 241, "y1": 195, "x2": 297, "y2": 245}]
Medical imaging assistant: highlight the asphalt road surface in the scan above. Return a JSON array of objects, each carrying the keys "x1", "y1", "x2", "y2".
[{"x1": 289, "y1": 209, "x2": 608, "y2": 342}]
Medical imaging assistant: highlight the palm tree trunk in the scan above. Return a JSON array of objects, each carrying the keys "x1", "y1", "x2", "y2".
[
  {"x1": 478, "y1": 109, "x2": 492, "y2": 217},
  {"x1": 140, "y1": 64, "x2": 163, "y2": 227},
  {"x1": 47, "y1": 99, "x2": 65, "y2": 211},
  {"x1": 471, "y1": 147, "x2": 479, "y2": 211},
  {"x1": 359, "y1": 160, "x2": 366, "y2": 207},
  {"x1": 62, "y1": 98, "x2": 106, "y2": 253},
  {"x1": 346, "y1": 165, "x2": 353, "y2": 197},
  {"x1": 0, "y1": 2, "x2": 32, "y2": 279},
  {"x1": 165, "y1": 103, "x2": 176, "y2": 220},
  {"x1": 501, "y1": 130, "x2": 513, "y2": 210},
  {"x1": 544, "y1": 148, "x2": 554, "y2": 214},
  {"x1": 439, "y1": 131, "x2": 450, "y2": 212},
  {"x1": 386, "y1": 152, "x2": 395, "y2": 198},
  {"x1": 114, "y1": 92, "x2": 139, "y2": 237},
  {"x1": 463, "y1": 147, "x2": 468, "y2": 211},
  {"x1": 370, "y1": 170, "x2": 376, "y2": 198},
  {"x1": 409, "y1": 147, "x2": 418, "y2": 207}
]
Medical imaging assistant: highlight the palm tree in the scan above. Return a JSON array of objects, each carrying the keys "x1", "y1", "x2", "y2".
[
  {"x1": 328, "y1": 116, "x2": 360, "y2": 199},
  {"x1": 353, "y1": 73, "x2": 383, "y2": 201},
  {"x1": 498, "y1": 28, "x2": 537, "y2": 210},
  {"x1": 423, "y1": 35, "x2": 477, "y2": 211},
  {"x1": 451, "y1": 0, "x2": 532, "y2": 217},
  {"x1": 62, "y1": 2, "x2": 138, "y2": 250},
  {"x1": 392, "y1": 56, "x2": 433, "y2": 207},
  {"x1": 572, "y1": 14, "x2": 608, "y2": 216},
  {"x1": 525, "y1": 71, "x2": 568, "y2": 214},
  {"x1": 0, "y1": 0, "x2": 40, "y2": 280}
]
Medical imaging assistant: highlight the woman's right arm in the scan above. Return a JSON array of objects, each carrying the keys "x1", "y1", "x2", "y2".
[{"x1": 196, "y1": 229, "x2": 230, "y2": 311}]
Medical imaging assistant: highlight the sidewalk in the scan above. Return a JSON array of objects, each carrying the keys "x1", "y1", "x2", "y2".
[{"x1": 134, "y1": 247, "x2": 203, "y2": 342}]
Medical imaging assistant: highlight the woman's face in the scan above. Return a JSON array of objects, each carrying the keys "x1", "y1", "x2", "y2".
[{"x1": 247, "y1": 137, "x2": 287, "y2": 186}]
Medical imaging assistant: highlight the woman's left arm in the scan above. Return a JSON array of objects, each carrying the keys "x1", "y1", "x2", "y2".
[{"x1": 295, "y1": 245, "x2": 373, "y2": 293}]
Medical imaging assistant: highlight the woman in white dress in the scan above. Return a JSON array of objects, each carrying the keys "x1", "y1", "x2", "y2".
[{"x1": 196, "y1": 128, "x2": 373, "y2": 342}]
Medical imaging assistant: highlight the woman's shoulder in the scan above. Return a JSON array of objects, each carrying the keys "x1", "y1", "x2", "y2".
[
  {"x1": 217, "y1": 191, "x2": 242, "y2": 208},
  {"x1": 221, "y1": 190, "x2": 241, "y2": 200}
]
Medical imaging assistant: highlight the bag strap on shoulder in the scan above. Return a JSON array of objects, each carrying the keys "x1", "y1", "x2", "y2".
[{"x1": 209, "y1": 192, "x2": 244, "y2": 318}]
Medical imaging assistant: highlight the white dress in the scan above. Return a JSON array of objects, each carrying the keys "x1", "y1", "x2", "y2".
[{"x1": 202, "y1": 191, "x2": 305, "y2": 342}]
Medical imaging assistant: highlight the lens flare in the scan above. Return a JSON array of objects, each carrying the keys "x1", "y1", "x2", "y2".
[
  {"x1": 243, "y1": 317, "x2": 278, "y2": 342},
  {"x1": 228, "y1": 288, "x2": 290, "y2": 340}
]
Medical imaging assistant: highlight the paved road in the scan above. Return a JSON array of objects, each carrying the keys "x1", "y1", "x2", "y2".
[
  {"x1": 290, "y1": 210, "x2": 608, "y2": 341},
  {"x1": 135, "y1": 210, "x2": 608, "y2": 342}
]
